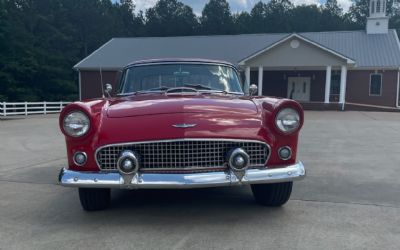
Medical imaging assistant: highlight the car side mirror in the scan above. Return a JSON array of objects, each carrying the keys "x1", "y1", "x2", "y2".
[
  {"x1": 105, "y1": 83, "x2": 113, "y2": 97},
  {"x1": 249, "y1": 84, "x2": 258, "y2": 96}
]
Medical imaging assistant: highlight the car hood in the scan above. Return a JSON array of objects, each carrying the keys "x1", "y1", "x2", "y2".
[{"x1": 106, "y1": 94, "x2": 258, "y2": 118}]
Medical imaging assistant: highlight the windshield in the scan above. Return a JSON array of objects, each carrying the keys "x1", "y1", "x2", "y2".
[{"x1": 120, "y1": 63, "x2": 243, "y2": 94}]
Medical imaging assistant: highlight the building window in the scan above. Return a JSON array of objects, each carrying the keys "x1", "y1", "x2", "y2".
[
  {"x1": 371, "y1": 1, "x2": 375, "y2": 13},
  {"x1": 376, "y1": 0, "x2": 381, "y2": 13},
  {"x1": 370, "y1": 74, "x2": 382, "y2": 96},
  {"x1": 383, "y1": 0, "x2": 386, "y2": 13}
]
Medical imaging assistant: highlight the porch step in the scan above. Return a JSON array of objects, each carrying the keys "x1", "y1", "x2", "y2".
[
  {"x1": 299, "y1": 102, "x2": 342, "y2": 111},
  {"x1": 345, "y1": 102, "x2": 400, "y2": 112},
  {"x1": 299, "y1": 102, "x2": 400, "y2": 112}
]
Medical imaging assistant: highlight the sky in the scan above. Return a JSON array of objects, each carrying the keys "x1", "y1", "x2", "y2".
[{"x1": 131, "y1": 0, "x2": 353, "y2": 15}]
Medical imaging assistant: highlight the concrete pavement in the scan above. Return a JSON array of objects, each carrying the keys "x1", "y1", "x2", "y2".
[{"x1": 0, "y1": 111, "x2": 399, "y2": 250}]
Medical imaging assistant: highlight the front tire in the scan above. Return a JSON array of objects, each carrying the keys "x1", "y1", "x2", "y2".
[
  {"x1": 251, "y1": 182, "x2": 293, "y2": 206},
  {"x1": 78, "y1": 188, "x2": 111, "y2": 211}
]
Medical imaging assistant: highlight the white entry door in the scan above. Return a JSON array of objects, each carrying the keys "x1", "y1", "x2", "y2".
[{"x1": 287, "y1": 77, "x2": 311, "y2": 102}]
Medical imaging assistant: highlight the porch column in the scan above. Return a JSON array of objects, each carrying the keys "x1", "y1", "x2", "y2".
[
  {"x1": 258, "y1": 66, "x2": 263, "y2": 96},
  {"x1": 245, "y1": 66, "x2": 250, "y2": 95},
  {"x1": 339, "y1": 65, "x2": 347, "y2": 108},
  {"x1": 324, "y1": 66, "x2": 332, "y2": 103}
]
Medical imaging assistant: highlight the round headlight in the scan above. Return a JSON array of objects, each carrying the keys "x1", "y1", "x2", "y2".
[
  {"x1": 275, "y1": 108, "x2": 300, "y2": 134},
  {"x1": 63, "y1": 111, "x2": 90, "y2": 137}
]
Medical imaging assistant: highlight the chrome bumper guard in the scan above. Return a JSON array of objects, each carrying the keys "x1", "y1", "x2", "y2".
[{"x1": 59, "y1": 162, "x2": 305, "y2": 189}]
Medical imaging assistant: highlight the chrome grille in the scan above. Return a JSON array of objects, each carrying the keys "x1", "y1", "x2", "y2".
[{"x1": 96, "y1": 139, "x2": 269, "y2": 171}]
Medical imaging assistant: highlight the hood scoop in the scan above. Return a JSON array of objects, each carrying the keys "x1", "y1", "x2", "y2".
[{"x1": 107, "y1": 96, "x2": 257, "y2": 118}]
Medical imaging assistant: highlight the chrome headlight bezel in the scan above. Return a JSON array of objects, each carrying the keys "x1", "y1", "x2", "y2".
[
  {"x1": 63, "y1": 111, "x2": 90, "y2": 137},
  {"x1": 275, "y1": 108, "x2": 300, "y2": 134}
]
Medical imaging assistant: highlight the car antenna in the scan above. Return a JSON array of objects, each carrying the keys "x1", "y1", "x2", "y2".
[{"x1": 100, "y1": 66, "x2": 105, "y2": 98}]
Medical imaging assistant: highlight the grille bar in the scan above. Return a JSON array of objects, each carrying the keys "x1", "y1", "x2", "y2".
[{"x1": 96, "y1": 139, "x2": 269, "y2": 171}]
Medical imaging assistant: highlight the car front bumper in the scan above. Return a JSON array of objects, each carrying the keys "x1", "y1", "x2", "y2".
[{"x1": 58, "y1": 162, "x2": 305, "y2": 189}]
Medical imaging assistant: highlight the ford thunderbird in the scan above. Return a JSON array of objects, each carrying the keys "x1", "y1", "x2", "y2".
[{"x1": 58, "y1": 59, "x2": 305, "y2": 211}]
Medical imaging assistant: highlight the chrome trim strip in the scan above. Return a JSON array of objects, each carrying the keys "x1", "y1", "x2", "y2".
[
  {"x1": 59, "y1": 161, "x2": 305, "y2": 189},
  {"x1": 172, "y1": 123, "x2": 197, "y2": 128},
  {"x1": 124, "y1": 61, "x2": 236, "y2": 70},
  {"x1": 94, "y1": 138, "x2": 271, "y2": 171}
]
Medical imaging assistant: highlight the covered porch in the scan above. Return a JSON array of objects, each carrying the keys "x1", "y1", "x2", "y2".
[{"x1": 239, "y1": 34, "x2": 355, "y2": 110}]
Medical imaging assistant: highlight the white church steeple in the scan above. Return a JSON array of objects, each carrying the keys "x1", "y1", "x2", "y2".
[{"x1": 367, "y1": 0, "x2": 389, "y2": 34}]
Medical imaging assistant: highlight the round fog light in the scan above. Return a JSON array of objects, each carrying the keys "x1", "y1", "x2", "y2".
[
  {"x1": 117, "y1": 150, "x2": 140, "y2": 174},
  {"x1": 227, "y1": 148, "x2": 250, "y2": 171},
  {"x1": 278, "y1": 147, "x2": 292, "y2": 160},
  {"x1": 73, "y1": 152, "x2": 87, "y2": 166}
]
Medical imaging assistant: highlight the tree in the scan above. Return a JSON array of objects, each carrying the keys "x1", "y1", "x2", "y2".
[
  {"x1": 320, "y1": 0, "x2": 345, "y2": 31},
  {"x1": 325, "y1": 0, "x2": 343, "y2": 17},
  {"x1": 265, "y1": 0, "x2": 294, "y2": 32},
  {"x1": 249, "y1": 1, "x2": 269, "y2": 33},
  {"x1": 115, "y1": 0, "x2": 145, "y2": 37},
  {"x1": 0, "y1": 0, "x2": 44, "y2": 101},
  {"x1": 390, "y1": 0, "x2": 400, "y2": 35},
  {"x1": 0, "y1": 0, "x2": 145, "y2": 102},
  {"x1": 347, "y1": 0, "x2": 370, "y2": 27},
  {"x1": 290, "y1": 5, "x2": 322, "y2": 32},
  {"x1": 0, "y1": 0, "x2": 11, "y2": 101},
  {"x1": 233, "y1": 12, "x2": 252, "y2": 34},
  {"x1": 145, "y1": 0, "x2": 198, "y2": 36},
  {"x1": 200, "y1": 0, "x2": 234, "y2": 35}
]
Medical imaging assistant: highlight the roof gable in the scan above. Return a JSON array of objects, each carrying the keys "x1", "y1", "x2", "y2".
[{"x1": 238, "y1": 34, "x2": 355, "y2": 66}]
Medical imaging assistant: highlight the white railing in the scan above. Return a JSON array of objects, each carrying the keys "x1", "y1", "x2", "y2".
[{"x1": 0, "y1": 101, "x2": 72, "y2": 117}]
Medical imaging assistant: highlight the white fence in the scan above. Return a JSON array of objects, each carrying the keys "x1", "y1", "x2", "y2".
[{"x1": 0, "y1": 101, "x2": 71, "y2": 117}]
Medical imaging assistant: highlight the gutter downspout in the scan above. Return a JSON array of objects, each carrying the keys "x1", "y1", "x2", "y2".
[{"x1": 397, "y1": 68, "x2": 400, "y2": 108}]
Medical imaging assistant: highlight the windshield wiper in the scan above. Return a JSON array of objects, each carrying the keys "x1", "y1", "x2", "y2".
[
  {"x1": 147, "y1": 86, "x2": 171, "y2": 91},
  {"x1": 135, "y1": 85, "x2": 171, "y2": 94},
  {"x1": 117, "y1": 86, "x2": 171, "y2": 96},
  {"x1": 183, "y1": 83, "x2": 228, "y2": 94},
  {"x1": 184, "y1": 83, "x2": 213, "y2": 90}
]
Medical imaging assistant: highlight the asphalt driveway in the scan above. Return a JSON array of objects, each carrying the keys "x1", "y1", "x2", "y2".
[{"x1": 0, "y1": 111, "x2": 399, "y2": 250}]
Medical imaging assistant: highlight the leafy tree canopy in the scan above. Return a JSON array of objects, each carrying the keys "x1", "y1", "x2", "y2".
[
  {"x1": 200, "y1": 0, "x2": 234, "y2": 34},
  {"x1": 145, "y1": 0, "x2": 198, "y2": 36}
]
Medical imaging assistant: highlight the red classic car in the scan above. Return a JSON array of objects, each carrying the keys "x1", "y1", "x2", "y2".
[{"x1": 59, "y1": 59, "x2": 305, "y2": 211}]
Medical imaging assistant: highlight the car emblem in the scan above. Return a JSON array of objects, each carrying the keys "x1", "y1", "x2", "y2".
[{"x1": 172, "y1": 123, "x2": 197, "y2": 128}]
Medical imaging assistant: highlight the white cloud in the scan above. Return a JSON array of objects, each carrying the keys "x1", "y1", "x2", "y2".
[
  {"x1": 131, "y1": 0, "x2": 354, "y2": 14},
  {"x1": 279, "y1": 0, "x2": 352, "y2": 12},
  {"x1": 133, "y1": 0, "x2": 158, "y2": 12},
  {"x1": 236, "y1": 0, "x2": 353, "y2": 13},
  {"x1": 291, "y1": 0, "x2": 321, "y2": 6},
  {"x1": 232, "y1": 0, "x2": 249, "y2": 8},
  {"x1": 336, "y1": 0, "x2": 352, "y2": 12}
]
